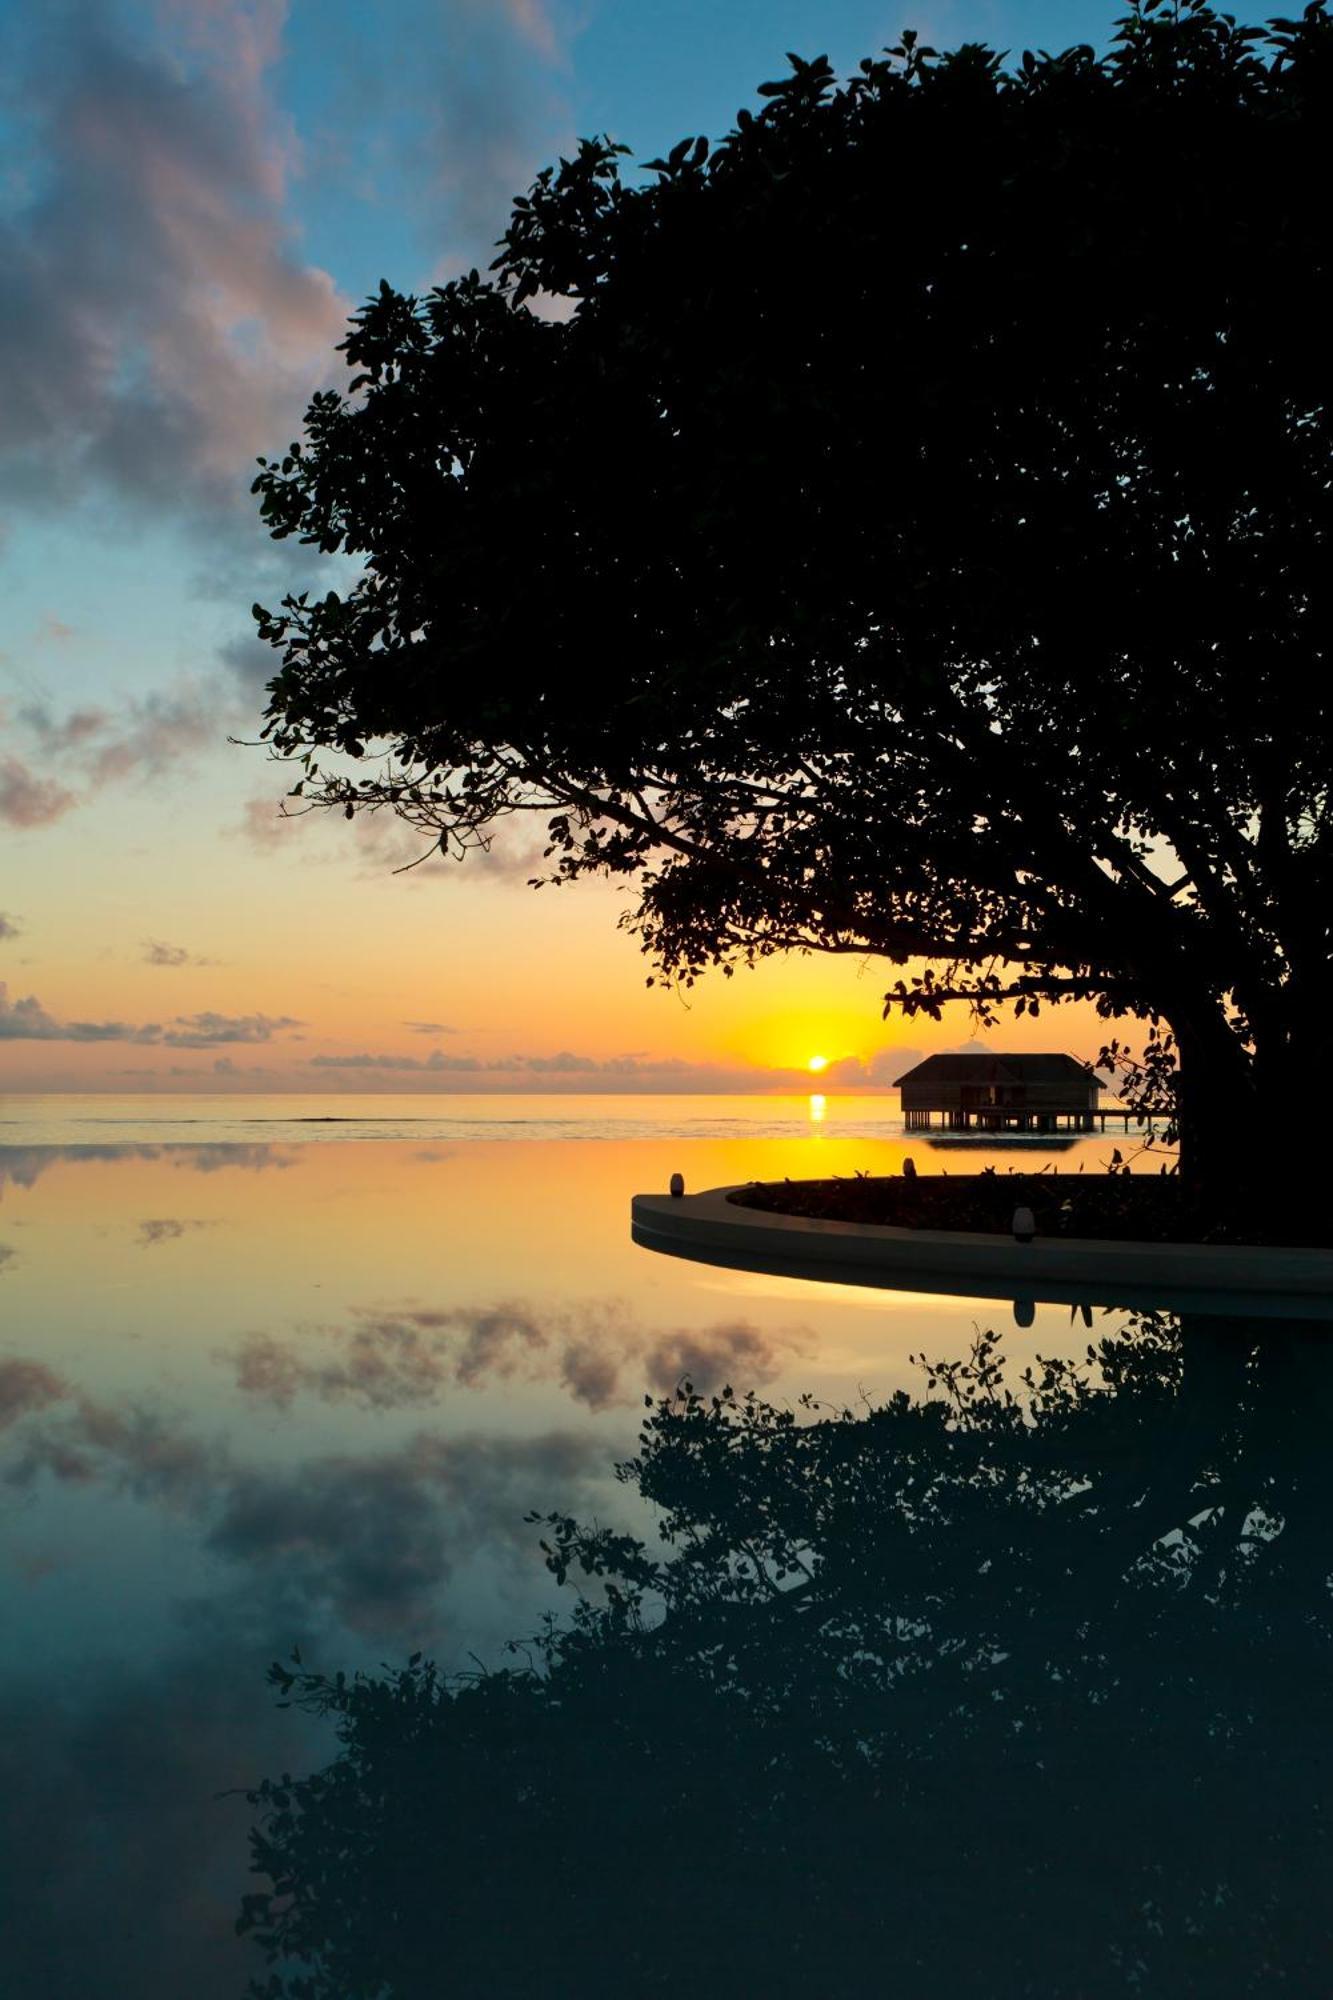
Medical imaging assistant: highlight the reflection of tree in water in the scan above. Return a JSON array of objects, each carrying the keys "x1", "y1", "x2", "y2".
[{"x1": 241, "y1": 1312, "x2": 1333, "y2": 1997}]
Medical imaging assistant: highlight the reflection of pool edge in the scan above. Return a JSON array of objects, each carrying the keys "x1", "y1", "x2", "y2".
[{"x1": 631, "y1": 1187, "x2": 1333, "y2": 1322}]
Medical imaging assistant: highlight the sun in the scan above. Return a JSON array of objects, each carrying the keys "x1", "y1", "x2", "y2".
[{"x1": 807, "y1": 1054, "x2": 828, "y2": 1073}]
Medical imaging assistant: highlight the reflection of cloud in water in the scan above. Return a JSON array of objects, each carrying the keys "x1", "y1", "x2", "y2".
[
  {"x1": 0, "y1": 1356, "x2": 605, "y2": 1632},
  {"x1": 0, "y1": 1141, "x2": 299, "y2": 1192},
  {"x1": 0, "y1": 1334, "x2": 612, "y2": 1997},
  {"x1": 136, "y1": 1217, "x2": 218, "y2": 1248},
  {"x1": 0, "y1": 1143, "x2": 163, "y2": 1190},
  {"x1": 180, "y1": 1142, "x2": 300, "y2": 1176},
  {"x1": 1, "y1": 1365, "x2": 227, "y2": 1501},
  {"x1": 2, "y1": 1637, "x2": 315, "y2": 2000},
  {"x1": 210, "y1": 1431, "x2": 601, "y2": 1632},
  {"x1": 0, "y1": 1357, "x2": 66, "y2": 1424},
  {"x1": 228, "y1": 1300, "x2": 812, "y2": 1413}
]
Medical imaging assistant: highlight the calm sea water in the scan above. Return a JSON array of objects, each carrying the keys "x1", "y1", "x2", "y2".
[
  {"x1": 0, "y1": 1095, "x2": 1247, "y2": 1998},
  {"x1": 0, "y1": 1086, "x2": 1141, "y2": 1146},
  {"x1": 0, "y1": 1087, "x2": 933, "y2": 1145}
]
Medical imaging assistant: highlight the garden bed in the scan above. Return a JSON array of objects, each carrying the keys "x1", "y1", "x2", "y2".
[{"x1": 728, "y1": 1173, "x2": 1328, "y2": 1250}]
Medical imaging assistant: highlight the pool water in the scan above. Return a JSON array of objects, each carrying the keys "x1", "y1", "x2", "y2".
[{"x1": 3, "y1": 1109, "x2": 1318, "y2": 1997}]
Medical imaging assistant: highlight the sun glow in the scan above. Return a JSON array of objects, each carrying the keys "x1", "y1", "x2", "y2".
[{"x1": 807, "y1": 1054, "x2": 828, "y2": 1073}]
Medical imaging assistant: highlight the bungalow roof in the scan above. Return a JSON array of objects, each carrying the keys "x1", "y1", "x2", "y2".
[{"x1": 894, "y1": 1052, "x2": 1101, "y2": 1089}]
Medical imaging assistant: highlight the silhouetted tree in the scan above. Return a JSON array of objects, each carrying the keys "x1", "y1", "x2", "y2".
[
  {"x1": 251, "y1": 2, "x2": 1333, "y2": 1198},
  {"x1": 239, "y1": 1313, "x2": 1333, "y2": 1997}
]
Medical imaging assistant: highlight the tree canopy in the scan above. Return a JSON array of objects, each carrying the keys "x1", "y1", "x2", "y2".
[{"x1": 252, "y1": 1, "x2": 1333, "y2": 1178}]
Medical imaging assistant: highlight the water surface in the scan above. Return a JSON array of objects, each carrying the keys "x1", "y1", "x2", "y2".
[{"x1": 0, "y1": 1100, "x2": 1234, "y2": 1997}]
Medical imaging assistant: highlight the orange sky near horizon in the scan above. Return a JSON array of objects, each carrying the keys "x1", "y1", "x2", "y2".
[{"x1": 0, "y1": 785, "x2": 1119, "y2": 1093}]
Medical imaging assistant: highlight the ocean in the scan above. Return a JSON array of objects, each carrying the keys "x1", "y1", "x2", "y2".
[{"x1": 0, "y1": 1087, "x2": 1138, "y2": 1147}]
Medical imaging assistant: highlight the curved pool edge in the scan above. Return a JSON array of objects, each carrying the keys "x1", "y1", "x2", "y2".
[{"x1": 631, "y1": 1186, "x2": 1333, "y2": 1321}]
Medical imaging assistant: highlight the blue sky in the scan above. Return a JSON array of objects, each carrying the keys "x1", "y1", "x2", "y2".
[{"x1": 0, "y1": 0, "x2": 1126, "y2": 1090}]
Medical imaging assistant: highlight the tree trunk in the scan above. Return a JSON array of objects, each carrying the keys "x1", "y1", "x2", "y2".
[
  {"x1": 1172, "y1": 1011, "x2": 1258, "y2": 1200},
  {"x1": 1173, "y1": 1002, "x2": 1330, "y2": 1238}
]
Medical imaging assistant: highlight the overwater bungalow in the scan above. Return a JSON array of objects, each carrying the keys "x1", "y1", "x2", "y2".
[{"x1": 897, "y1": 1053, "x2": 1104, "y2": 1133}]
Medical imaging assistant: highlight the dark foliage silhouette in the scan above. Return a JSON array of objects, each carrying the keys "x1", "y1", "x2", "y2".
[
  {"x1": 251, "y1": 2, "x2": 1333, "y2": 1198},
  {"x1": 239, "y1": 1310, "x2": 1333, "y2": 1997}
]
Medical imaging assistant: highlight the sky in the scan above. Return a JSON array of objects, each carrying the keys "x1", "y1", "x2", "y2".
[{"x1": 0, "y1": 0, "x2": 1117, "y2": 1094}]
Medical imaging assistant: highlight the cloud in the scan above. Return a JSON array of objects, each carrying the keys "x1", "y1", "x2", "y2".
[
  {"x1": 0, "y1": 913, "x2": 21, "y2": 941},
  {"x1": 217, "y1": 632, "x2": 276, "y2": 691},
  {"x1": 15, "y1": 706, "x2": 108, "y2": 754},
  {"x1": 819, "y1": 1042, "x2": 994, "y2": 1089},
  {"x1": 253, "y1": 806, "x2": 548, "y2": 884},
  {"x1": 0, "y1": 1243, "x2": 14, "y2": 1277},
  {"x1": 84, "y1": 684, "x2": 222, "y2": 784},
  {"x1": 0, "y1": 983, "x2": 150, "y2": 1043},
  {"x1": 441, "y1": 825, "x2": 551, "y2": 882},
  {"x1": 234, "y1": 791, "x2": 549, "y2": 880},
  {"x1": 296, "y1": 1043, "x2": 935, "y2": 1094},
  {"x1": 819, "y1": 1049, "x2": 923, "y2": 1088},
  {"x1": 0, "y1": 4, "x2": 347, "y2": 524},
  {"x1": 348, "y1": 813, "x2": 449, "y2": 876},
  {"x1": 306, "y1": 1049, "x2": 687, "y2": 1077},
  {"x1": 309, "y1": 1050, "x2": 478, "y2": 1073},
  {"x1": 404, "y1": 1020, "x2": 455, "y2": 1035},
  {"x1": 0, "y1": 984, "x2": 301, "y2": 1047},
  {"x1": 22, "y1": 681, "x2": 225, "y2": 779},
  {"x1": 237, "y1": 793, "x2": 296, "y2": 850},
  {"x1": 403, "y1": 0, "x2": 576, "y2": 270},
  {"x1": 163, "y1": 1010, "x2": 301, "y2": 1048},
  {"x1": 495, "y1": 0, "x2": 563, "y2": 62},
  {"x1": 142, "y1": 940, "x2": 200, "y2": 968},
  {"x1": 0, "y1": 756, "x2": 79, "y2": 828},
  {"x1": 8, "y1": 681, "x2": 239, "y2": 827},
  {"x1": 167, "y1": 1054, "x2": 277, "y2": 1080},
  {"x1": 226, "y1": 1298, "x2": 810, "y2": 1416}
]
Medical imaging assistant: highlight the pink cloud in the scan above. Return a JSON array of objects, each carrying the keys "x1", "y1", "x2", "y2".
[
  {"x1": 0, "y1": 4, "x2": 348, "y2": 518},
  {"x1": 238, "y1": 793, "x2": 298, "y2": 849},
  {"x1": 497, "y1": 0, "x2": 561, "y2": 62},
  {"x1": 13, "y1": 683, "x2": 230, "y2": 823},
  {"x1": 0, "y1": 982, "x2": 302, "y2": 1048},
  {"x1": 0, "y1": 757, "x2": 79, "y2": 829}
]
